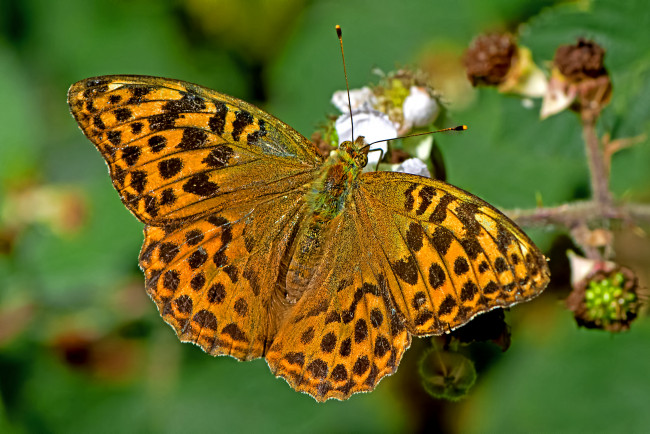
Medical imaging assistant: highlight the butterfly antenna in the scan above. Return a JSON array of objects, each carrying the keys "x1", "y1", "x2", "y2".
[
  {"x1": 336, "y1": 25, "x2": 354, "y2": 142},
  {"x1": 363, "y1": 125, "x2": 468, "y2": 149},
  {"x1": 362, "y1": 125, "x2": 467, "y2": 171}
]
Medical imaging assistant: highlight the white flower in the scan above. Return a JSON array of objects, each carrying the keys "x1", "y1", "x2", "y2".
[
  {"x1": 540, "y1": 71, "x2": 576, "y2": 119},
  {"x1": 395, "y1": 158, "x2": 431, "y2": 178},
  {"x1": 331, "y1": 87, "x2": 377, "y2": 113},
  {"x1": 402, "y1": 86, "x2": 439, "y2": 129},
  {"x1": 335, "y1": 109, "x2": 398, "y2": 169}
]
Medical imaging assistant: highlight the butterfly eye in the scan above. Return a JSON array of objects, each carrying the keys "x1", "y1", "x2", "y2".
[{"x1": 357, "y1": 154, "x2": 368, "y2": 168}]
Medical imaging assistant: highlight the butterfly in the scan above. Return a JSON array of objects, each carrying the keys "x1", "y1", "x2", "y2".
[{"x1": 68, "y1": 74, "x2": 550, "y2": 401}]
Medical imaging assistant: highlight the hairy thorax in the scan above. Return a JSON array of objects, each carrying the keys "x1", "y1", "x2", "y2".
[{"x1": 281, "y1": 139, "x2": 368, "y2": 304}]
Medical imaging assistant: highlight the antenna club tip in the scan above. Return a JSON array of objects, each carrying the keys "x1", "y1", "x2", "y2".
[
  {"x1": 336, "y1": 25, "x2": 342, "y2": 37},
  {"x1": 456, "y1": 125, "x2": 468, "y2": 131}
]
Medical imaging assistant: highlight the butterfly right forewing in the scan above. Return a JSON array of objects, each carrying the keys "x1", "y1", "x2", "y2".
[{"x1": 355, "y1": 171, "x2": 550, "y2": 335}]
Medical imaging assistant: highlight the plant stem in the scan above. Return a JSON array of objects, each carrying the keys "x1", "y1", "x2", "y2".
[
  {"x1": 505, "y1": 201, "x2": 650, "y2": 229},
  {"x1": 582, "y1": 116, "x2": 612, "y2": 210}
]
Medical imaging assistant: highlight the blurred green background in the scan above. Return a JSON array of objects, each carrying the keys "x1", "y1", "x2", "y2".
[{"x1": 1, "y1": 0, "x2": 649, "y2": 433}]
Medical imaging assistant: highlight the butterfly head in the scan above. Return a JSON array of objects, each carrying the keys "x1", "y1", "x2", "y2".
[{"x1": 338, "y1": 136, "x2": 369, "y2": 169}]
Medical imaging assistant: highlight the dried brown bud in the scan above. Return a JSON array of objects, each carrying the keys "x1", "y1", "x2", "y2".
[
  {"x1": 554, "y1": 38, "x2": 608, "y2": 82},
  {"x1": 464, "y1": 33, "x2": 516, "y2": 86},
  {"x1": 389, "y1": 148, "x2": 410, "y2": 164},
  {"x1": 549, "y1": 38, "x2": 612, "y2": 121}
]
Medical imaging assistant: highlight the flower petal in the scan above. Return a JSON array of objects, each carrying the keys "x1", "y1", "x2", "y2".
[
  {"x1": 335, "y1": 110, "x2": 397, "y2": 168},
  {"x1": 396, "y1": 158, "x2": 431, "y2": 178},
  {"x1": 402, "y1": 86, "x2": 439, "y2": 129},
  {"x1": 331, "y1": 87, "x2": 377, "y2": 113}
]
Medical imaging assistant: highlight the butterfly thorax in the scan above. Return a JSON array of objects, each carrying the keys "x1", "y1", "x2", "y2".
[
  {"x1": 308, "y1": 138, "x2": 367, "y2": 220},
  {"x1": 282, "y1": 139, "x2": 368, "y2": 304}
]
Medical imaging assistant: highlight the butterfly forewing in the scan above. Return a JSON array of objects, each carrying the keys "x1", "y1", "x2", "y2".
[
  {"x1": 67, "y1": 75, "x2": 323, "y2": 225},
  {"x1": 356, "y1": 171, "x2": 550, "y2": 334}
]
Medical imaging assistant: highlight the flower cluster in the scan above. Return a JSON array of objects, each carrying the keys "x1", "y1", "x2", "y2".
[{"x1": 320, "y1": 70, "x2": 444, "y2": 175}]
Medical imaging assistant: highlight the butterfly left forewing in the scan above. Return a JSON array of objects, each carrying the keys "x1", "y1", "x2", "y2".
[
  {"x1": 355, "y1": 171, "x2": 550, "y2": 335},
  {"x1": 68, "y1": 75, "x2": 323, "y2": 225}
]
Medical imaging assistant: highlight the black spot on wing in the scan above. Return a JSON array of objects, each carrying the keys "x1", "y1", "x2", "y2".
[
  {"x1": 209, "y1": 102, "x2": 227, "y2": 136},
  {"x1": 121, "y1": 146, "x2": 141, "y2": 166},
  {"x1": 203, "y1": 145, "x2": 234, "y2": 168},
  {"x1": 149, "y1": 113, "x2": 178, "y2": 131},
  {"x1": 428, "y1": 263, "x2": 446, "y2": 289},
  {"x1": 148, "y1": 135, "x2": 167, "y2": 153},
  {"x1": 431, "y1": 227, "x2": 452, "y2": 256},
  {"x1": 182, "y1": 174, "x2": 218, "y2": 197},
  {"x1": 163, "y1": 92, "x2": 206, "y2": 113},
  {"x1": 193, "y1": 310, "x2": 218, "y2": 330},
  {"x1": 127, "y1": 86, "x2": 153, "y2": 104},
  {"x1": 404, "y1": 183, "x2": 417, "y2": 212},
  {"x1": 416, "y1": 186, "x2": 436, "y2": 216},
  {"x1": 113, "y1": 107, "x2": 132, "y2": 122},
  {"x1": 438, "y1": 295, "x2": 456, "y2": 316},
  {"x1": 391, "y1": 256, "x2": 419, "y2": 285},
  {"x1": 231, "y1": 110, "x2": 253, "y2": 140},
  {"x1": 247, "y1": 118, "x2": 267, "y2": 145},
  {"x1": 406, "y1": 222, "x2": 424, "y2": 252},
  {"x1": 429, "y1": 194, "x2": 455, "y2": 224},
  {"x1": 455, "y1": 202, "x2": 481, "y2": 237},
  {"x1": 158, "y1": 158, "x2": 183, "y2": 179},
  {"x1": 177, "y1": 128, "x2": 208, "y2": 150}
]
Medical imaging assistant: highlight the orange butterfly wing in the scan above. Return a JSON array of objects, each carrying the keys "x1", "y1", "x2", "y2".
[
  {"x1": 68, "y1": 75, "x2": 323, "y2": 359},
  {"x1": 265, "y1": 204, "x2": 412, "y2": 400}
]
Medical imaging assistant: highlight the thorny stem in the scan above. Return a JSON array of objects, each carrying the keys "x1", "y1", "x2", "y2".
[
  {"x1": 506, "y1": 201, "x2": 650, "y2": 228},
  {"x1": 582, "y1": 115, "x2": 613, "y2": 210}
]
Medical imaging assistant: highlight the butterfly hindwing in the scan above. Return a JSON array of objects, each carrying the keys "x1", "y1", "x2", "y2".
[
  {"x1": 140, "y1": 187, "x2": 312, "y2": 360},
  {"x1": 266, "y1": 208, "x2": 411, "y2": 401}
]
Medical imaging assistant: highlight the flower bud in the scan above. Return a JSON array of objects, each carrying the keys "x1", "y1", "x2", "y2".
[
  {"x1": 402, "y1": 86, "x2": 440, "y2": 129},
  {"x1": 464, "y1": 33, "x2": 516, "y2": 86},
  {"x1": 418, "y1": 348, "x2": 477, "y2": 401},
  {"x1": 566, "y1": 253, "x2": 642, "y2": 332}
]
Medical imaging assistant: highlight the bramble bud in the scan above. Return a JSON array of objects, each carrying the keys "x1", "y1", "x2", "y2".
[
  {"x1": 418, "y1": 348, "x2": 477, "y2": 401},
  {"x1": 566, "y1": 254, "x2": 642, "y2": 332},
  {"x1": 464, "y1": 33, "x2": 516, "y2": 86},
  {"x1": 542, "y1": 39, "x2": 611, "y2": 120}
]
